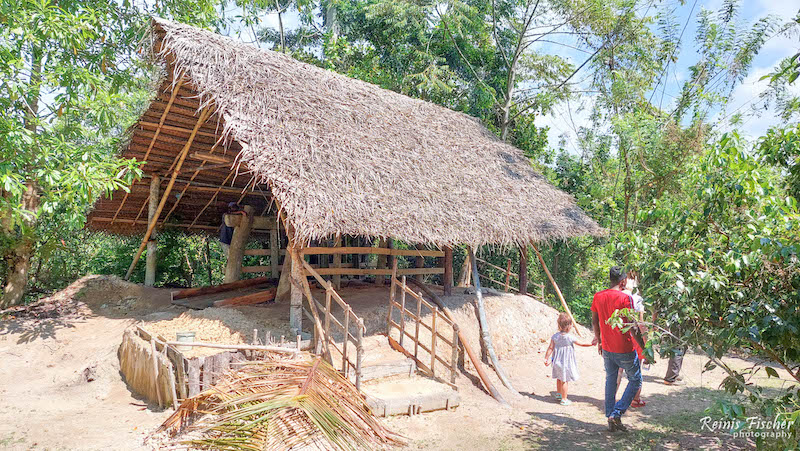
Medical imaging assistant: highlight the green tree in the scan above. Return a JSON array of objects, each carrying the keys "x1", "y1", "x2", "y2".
[
  {"x1": 0, "y1": 0, "x2": 221, "y2": 307},
  {"x1": 620, "y1": 132, "x2": 799, "y2": 447}
]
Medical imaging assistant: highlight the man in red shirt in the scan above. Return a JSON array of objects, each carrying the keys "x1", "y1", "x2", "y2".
[{"x1": 591, "y1": 266, "x2": 642, "y2": 432}]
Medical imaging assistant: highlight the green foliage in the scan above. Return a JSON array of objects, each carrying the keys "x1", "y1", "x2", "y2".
[
  {"x1": 759, "y1": 123, "x2": 800, "y2": 200},
  {"x1": 620, "y1": 132, "x2": 800, "y2": 449}
]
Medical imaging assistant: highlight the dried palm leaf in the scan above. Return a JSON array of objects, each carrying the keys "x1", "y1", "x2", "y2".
[{"x1": 159, "y1": 356, "x2": 404, "y2": 450}]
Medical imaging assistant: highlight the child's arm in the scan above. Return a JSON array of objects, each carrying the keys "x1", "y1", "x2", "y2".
[
  {"x1": 543, "y1": 339, "x2": 554, "y2": 366},
  {"x1": 574, "y1": 340, "x2": 595, "y2": 347}
]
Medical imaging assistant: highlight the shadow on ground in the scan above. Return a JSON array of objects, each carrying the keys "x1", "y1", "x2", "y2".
[{"x1": 516, "y1": 387, "x2": 756, "y2": 450}]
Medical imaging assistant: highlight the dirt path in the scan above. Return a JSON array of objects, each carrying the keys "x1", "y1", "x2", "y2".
[{"x1": 0, "y1": 276, "x2": 772, "y2": 450}]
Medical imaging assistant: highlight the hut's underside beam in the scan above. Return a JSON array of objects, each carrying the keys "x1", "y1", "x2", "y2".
[
  {"x1": 110, "y1": 78, "x2": 185, "y2": 225},
  {"x1": 125, "y1": 107, "x2": 211, "y2": 280}
]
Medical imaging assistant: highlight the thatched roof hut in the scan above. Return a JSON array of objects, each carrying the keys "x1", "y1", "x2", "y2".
[{"x1": 89, "y1": 18, "x2": 603, "y2": 248}]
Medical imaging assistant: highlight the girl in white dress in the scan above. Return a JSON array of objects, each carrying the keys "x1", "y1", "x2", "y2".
[{"x1": 544, "y1": 312, "x2": 594, "y2": 405}]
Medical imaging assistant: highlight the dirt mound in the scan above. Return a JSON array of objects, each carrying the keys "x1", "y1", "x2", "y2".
[
  {"x1": 2, "y1": 275, "x2": 173, "y2": 321},
  {"x1": 144, "y1": 309, "x2": 251, "y2": 358},
  {"x1": 443, "y1": 290, "x2": 591, "y2": 360}
]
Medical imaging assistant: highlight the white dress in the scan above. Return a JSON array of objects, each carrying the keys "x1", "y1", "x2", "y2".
[{"x1": 551, "y1": 332, "x2": 579, "y2": 382}]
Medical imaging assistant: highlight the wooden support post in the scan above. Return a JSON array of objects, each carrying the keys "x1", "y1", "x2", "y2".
[
  {"x1": 144, "y1": 176, "x2": 160, "y2": 287},
  {"x1": 288, "y1": 246, "x2": 304, "y2": 334},
  {"x1": 270, "y1": 228, "x2": 280, "y2": 278},
  {"x1": 504, "y1": 258, "x2": 512, "y2": 292},
  {"x1": 431, "y1": 307, "x2": 438, "y2": 376},
  {"x1": 443, "y1": 246, "x2": 454, "y2": 296},
  {"x1": 414, "y1": 291, "x2": 421, "y2": 359},
  {"x1": 531, "y1": 243, "x2": 582, "y2": 337},
  {"x1": 414, "y1": 244, "x2": 425, "y2": 282},
  {"x1": 399, "y1": 276, "x2": 407, "y2": 347},
  {"x1": 342, "y1": 310, "x2": 350, "y2": 375},
  {"x1": 355, "y1": 319, "x2": 364, "y2": 391},
  {"x1": 223, "y1": 205, "x2": 255, "y2": 283},
  {"x1": 375, "y1": 238, "x2": 388, "y2": 286},
  {"x1": 333, "y1": 236, "x2": 342, "y2": 289},
  {"x1": 519, "y1": 246, "x2": 528, "y2": 296},
  {"x1": 457, "y1": 251, "x2": 472, "y2": 287},
  {"x1": 386, "y1": 258, "x2": 397, "y2": 336},
  {"x1": 124, "y1": 108, "x2": 210, "y2": 280}
]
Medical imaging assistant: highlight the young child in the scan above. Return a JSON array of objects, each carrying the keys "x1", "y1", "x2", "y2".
[{"x1": 544, "y1": 312, "x2": 594, "y2": 405}]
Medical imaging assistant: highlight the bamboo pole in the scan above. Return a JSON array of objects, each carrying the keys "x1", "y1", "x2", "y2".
[
  {"x1": 531, "y1": 243, "x2": 582, "y2": 337},
  {"x1": 164, "y1": 341, "x2": 299, "y2": 354},
  {"x1": 470, "y1": 248, "x2": 518, "y2": 394},
  {"x1": 125, "y1": 108, "x2": 210, "y2": 280}
]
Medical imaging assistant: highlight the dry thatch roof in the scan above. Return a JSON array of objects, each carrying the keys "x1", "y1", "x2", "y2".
[{"x1": 91, "y1": 18, "x2": 604, "y2": 246}]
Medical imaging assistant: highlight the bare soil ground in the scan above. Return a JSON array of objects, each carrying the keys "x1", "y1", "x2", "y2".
[{"x1": 0, "y1": 276, "x2": 779, "y2": 450}]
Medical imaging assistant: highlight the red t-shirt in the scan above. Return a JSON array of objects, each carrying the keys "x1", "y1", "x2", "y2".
[{"x1": 591, "y1": 289, "x2": 635, "y2": 353}]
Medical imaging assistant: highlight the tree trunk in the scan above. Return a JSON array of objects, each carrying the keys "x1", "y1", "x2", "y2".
[{"x1": 1, "y1": 183, "x2": 39, "y2": 308}]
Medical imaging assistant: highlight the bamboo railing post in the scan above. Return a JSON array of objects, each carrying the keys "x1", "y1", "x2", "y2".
[
  {"x1": 399, "y1": 276, "x2": 407, "y2": 347},
  {"x1": 431, "y1": 307, "x2": 438, "y2": 376},
  {"x1": 450, "y1": 324, "x2": 459, "y2": 384},
  {"x1": 323, "y1": 280, "x2": 333, "y2": 339},
  {"x1": 504, "y1": 258, "x2": 512, "y2": 292},
  {"x1": 531, "y1": 243, "x2": 582, "y2": 337},
  {"x1": 342, "y1": 310, "x2": 350, "y2": 375},
  {"x1": 414, "y1": 293, "x2": 421, "y2": 359},
  {"x1": 387, "y1": 259, "x2": 398, "y2": 335},
  {"x1": 355, "y1": 318, "x2": 364, "y2": 391}
]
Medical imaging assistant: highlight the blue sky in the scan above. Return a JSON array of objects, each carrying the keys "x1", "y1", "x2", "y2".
[{"x1": 537, "y1": 0, "x2": 800, "y2": 154}]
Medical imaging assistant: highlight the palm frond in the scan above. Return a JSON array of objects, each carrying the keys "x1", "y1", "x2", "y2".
[{"x1": 159, "y1": 356, "x2": 404, "y2": 450}]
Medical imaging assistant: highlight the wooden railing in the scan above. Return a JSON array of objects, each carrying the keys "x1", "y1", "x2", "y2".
[
  {"x1": 387, "y1": 263, "x2": 459, "y2": 387},
  {"x1": 475, "y1": 256, "x2": 544, "y2": 298},
  {"x1": 300, "y1": 246, "x2": 445, "y2": 277},
  {"x1": 299, "y1": 259, "x2": 366, "y2": 390}
]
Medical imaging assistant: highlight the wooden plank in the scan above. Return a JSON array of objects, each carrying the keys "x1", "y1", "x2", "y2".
[
  {"x1": 225, "y1": 215, "x2": 278, "y2": 230},
  {"x1": 201, "y1": 355, "x2": 213, "y2": 389},
  {"x1": 213, "y1": 287, "x2": 276, "y2": 307},
  {"x1": 191, "y1": 151, "x2": 234, "y2": 164},
  {"x1": 314, "y1": 267, "x2": 444, "y2": 276},
  {"x1": 171, "y1": 276, "x2": 272, "y2": 300},
  {"x1": 300, "y1": 246, "x2": 444, "y2": 258},
  {"x1": 188, "y1": 358, "x2": 201, "y2": 397},
  {"x1": 414, "y1": 292, "x2": 421, "y2": 359},
  {"x1": 165, "y1": 341, "x2": 299, "y2": 354}
]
